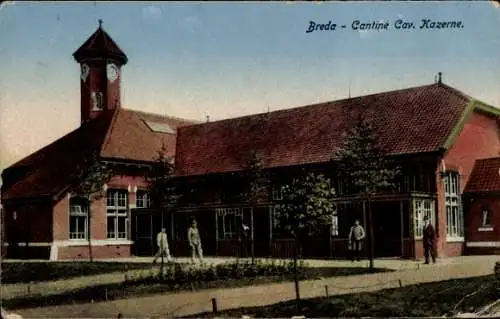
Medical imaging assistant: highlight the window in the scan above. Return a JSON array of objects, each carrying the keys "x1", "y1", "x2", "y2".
[
  {"x1": 69, "y1": 198, "x2": 88, "y2": 240},
  {"x1": 143, "y1": 120, "x2": 175, "y2": 134},
  {"x1": 481, "y1": 208, "x2": 492, "y2": 227},
  {"x1": 107, "y1": 190, "x2": 128, "y2": 239},
  {"x1": 444, "y1": 172, "x2": 463, "y2": 239},
  {"x1": 272, "y1": 184, "x2": 284, "y2": 201},
  {"x1": 91, "y1": 92, "x2": 104, "y2": 111},
  {"x1": 216, "y1": 208, "x2": 243, "y2": 239},
  {"x1": 136, "y1": 191, "x2": 151, "y2": 208},
  {"x1": 413, "y1": 198, "x2": 436, "y2": 238}
]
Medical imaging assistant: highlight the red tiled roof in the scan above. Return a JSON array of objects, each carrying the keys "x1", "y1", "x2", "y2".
[
  {"x1": 464, "y1": 157, "x2": 500, "y2": 193},
  {"x1": 176, "y1": 83, "x2": 472, "y2": 176},
  {"x1": 2, "y1": 109, "x2": 195, "y2": 200},
  {"x1": 73, "y1": 25, "x2": 128, "y2": 65}
]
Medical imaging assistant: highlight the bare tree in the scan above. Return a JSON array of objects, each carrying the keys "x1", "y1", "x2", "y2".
[{"x1": 73, "y1": 152, "x2": 112, "y2": 262}]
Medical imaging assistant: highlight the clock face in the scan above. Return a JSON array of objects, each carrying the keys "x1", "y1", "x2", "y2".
[
  {"x1": 107, "y1": 63, "x2": 119, "y2": 82},
  {"x1": 80, "y1": 64, "x2": 90, "y2": 82}
]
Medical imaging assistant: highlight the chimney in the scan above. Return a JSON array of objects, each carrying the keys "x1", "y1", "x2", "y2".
[
  {"x1": 437, "y1": 72, "x2": 442, "y2": 84},
  {"x1": 206, "y1": 115, "x2": 210, "y2": 123}
]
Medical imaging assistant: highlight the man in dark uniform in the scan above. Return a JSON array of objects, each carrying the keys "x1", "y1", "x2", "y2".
[
  {"x1": 423, "y1": 215, "x2": 437, "y2": 264},
  {"x1": 238, "y1": 217, "x2": 250, "y2": 258}
]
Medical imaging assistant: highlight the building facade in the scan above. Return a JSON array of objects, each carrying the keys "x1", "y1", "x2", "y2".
[
  {"x1": 2, "y1": 24, "x2": 500, "y2": 260},
  {"x1": 1, "y1": 23, "x2": 195, "y2": 260}
]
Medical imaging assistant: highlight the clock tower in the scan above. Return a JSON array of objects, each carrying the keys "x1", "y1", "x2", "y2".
[{"x1": 73, "y1": 20, "x2": 128, "y2": 124}]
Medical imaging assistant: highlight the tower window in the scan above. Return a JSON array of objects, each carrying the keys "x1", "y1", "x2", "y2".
[{"x1": 91, "y1": 92, "x2": 104, "y2": 111}]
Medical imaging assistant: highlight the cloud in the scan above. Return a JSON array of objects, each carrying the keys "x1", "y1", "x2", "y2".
[{"x1": 142, "y1": 5, "x2": 162, "y2": 20}]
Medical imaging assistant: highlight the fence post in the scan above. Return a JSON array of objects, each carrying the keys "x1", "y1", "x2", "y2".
[
  {"x1": 398, "y1": 280, "x2": 402, "y2": 288},
  {"x1": 325, "y1": 285, "x2": 329, "y2": 297},
  {"x1": 211, "y1": 297, "x2": 218, "y2": 313}
]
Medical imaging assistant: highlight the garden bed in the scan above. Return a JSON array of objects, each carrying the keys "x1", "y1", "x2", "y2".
[
  {"x1": 184, "y1": 275, "x2": 500, "y2": 318},
  {"x1": 2, "y1": 259, "x2": 389, "y2": 310},
  {"x1": 0, "y1": 261, "x2": 154, "y2": 284}
]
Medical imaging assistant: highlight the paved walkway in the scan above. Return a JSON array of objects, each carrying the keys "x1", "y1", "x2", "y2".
[
  {"x1": 10, "y1": 255, "x2": 499, "y2": 318},
  {"x1": 1, "y1": 255, "x2": 468, "y2": 299}
]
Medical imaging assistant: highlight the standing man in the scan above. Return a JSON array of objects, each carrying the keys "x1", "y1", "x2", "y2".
[
  {"x1": 153, "y1": 228, "x2": 172, "y2": 264},
  {"x1": 348, "y1": 219, "x2": 365, "y2": 262},
  {"x1": 188, "y1": 219, "x2": 203, "y2": 264},
  {"x1": 423, "y1": 215, "x2": 437, "y2": 264},
  {"x1": 238, "y1": 218, "x2": 250, "y2": 258}
]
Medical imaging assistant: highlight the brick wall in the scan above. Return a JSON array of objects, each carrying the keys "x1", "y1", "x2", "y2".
[
  {"x1": 439, "y1": 110, "x2": 500, "y2": 257},
  {"x1": 465, "y1": 196, "x2": 500, "y2": 254},
  {"x1": 58, "y1": 244, "x2": 132, "y2": 260}
]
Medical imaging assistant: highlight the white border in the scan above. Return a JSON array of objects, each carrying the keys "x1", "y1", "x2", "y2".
[
  {"x1": 3, "y1": 240, "x2": 134, "y2": 247},
  {"x1": 446, "y1": 236, "x2": 464, "y2": 243},
  {"x1": 466, "y1": 241, "x2": 500, "y2": 247}
]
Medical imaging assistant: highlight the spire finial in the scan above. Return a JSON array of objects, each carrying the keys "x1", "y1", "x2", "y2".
[{"x1": 98, "y1": 19, "x2": 103, "y2": 28}]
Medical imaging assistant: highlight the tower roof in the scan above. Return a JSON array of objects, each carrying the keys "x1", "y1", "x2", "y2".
[{"x1": 73, "y1": 20, "x2": 128, "y2": 65}]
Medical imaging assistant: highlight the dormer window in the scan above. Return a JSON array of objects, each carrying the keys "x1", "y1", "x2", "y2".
[{"x1": 91, "y1": 92, "x2": 104, "y2": 111}]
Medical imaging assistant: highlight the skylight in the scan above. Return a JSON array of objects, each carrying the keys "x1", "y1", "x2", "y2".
[{"x1": 144, "y1": 120, "x2": 175, "y2": 134}]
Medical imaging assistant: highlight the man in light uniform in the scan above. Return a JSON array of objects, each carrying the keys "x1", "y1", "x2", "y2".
[
  {"x1": 153, "y1": 228, "x2": 172, "y2": 264},
  {"x1": 188, "y1": 219, "x2": 203, "y2": 263}
]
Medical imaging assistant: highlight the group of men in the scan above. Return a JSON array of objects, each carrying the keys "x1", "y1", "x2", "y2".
[
  {"x1": 154, "y1": 215, "x2": 438, "y2": 264},
  {"x1": 348, "y1": 215, "x2": 437, "y2": 264},
  {"x1": 152, "y1": 219, "x2": 204, "y2": 264}
]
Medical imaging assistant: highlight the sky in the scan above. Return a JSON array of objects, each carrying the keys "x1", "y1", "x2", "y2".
[{"x1": 1, "y1": 1, "x2": 500, "y2": 175}]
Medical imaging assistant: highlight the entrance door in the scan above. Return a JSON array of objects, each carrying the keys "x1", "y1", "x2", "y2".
[
  {"x1": 134, "y1": 211, "x2": 154, "y2": 256},
  {"x1": 253, "y1": 207, "x2": 271, "y2": 257},
  {"x1": 371, "y1": 201, "x2": 402, "y2": 257}
]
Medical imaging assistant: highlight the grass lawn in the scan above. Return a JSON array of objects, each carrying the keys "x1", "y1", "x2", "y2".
[
  {"x1": 0, "y1": 262, "x2": 155, "y2": 284},
  {"x1": 2, "y1": 266, "x2": 389, "y2": 310},
  {"x1": 184, "y1": 275, "x2": 500, "y2": 318}
]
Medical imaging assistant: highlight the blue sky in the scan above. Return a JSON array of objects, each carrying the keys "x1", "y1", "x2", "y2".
[{"x1": 1, "y1": 1, "x2": 500, "y2": 173}]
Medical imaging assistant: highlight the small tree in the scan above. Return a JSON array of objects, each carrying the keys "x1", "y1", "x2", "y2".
[
  {"x1": 278, "y1": 171, "x2": 336, "y2": 307},
  {"x1": 334, "y1": 113, "x2": 400, "y2": 269},
  {"x1": 240, "y1": 151, "x2": 268, "y2": 264},
  {"x1": 73, "y1": 151, "x2": 113, "y2": 262},
  {"x1": 146, "y1": 144, "x2": 180, "y2": 277}
]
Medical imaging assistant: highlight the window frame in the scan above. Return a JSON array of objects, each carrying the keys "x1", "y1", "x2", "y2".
[
  {"x1": 106, "y1": 190, "x2": 129, "y2": 240},
  {"x1": 216, "y1": 208, "x2": 243, "y2": 240},
  {"x1": 136, "y1": 190, "x2": 151, "y2": 208},
  {"x1": 444, "y1": 171, "x2": 464, "y2": 241},
  {"x1": 413, "y1": 198, "x2": 436, "y2": 239},
  {"x1": 91, "y1": 91, "x2": 104, "y2": 111},
  {"x1": 69, "y1": 198, "x2": 89, "y2": 240}
]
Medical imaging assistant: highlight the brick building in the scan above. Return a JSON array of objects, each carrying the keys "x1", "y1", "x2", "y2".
[
  {"x1": 171, "y1": 79, "x2": 500, "y2": 259},
  {"x1": 463, "y1": 157, "x2": 500, "y2": 255},
  {"x1": 1, "y1": 23, "x2": 195, "y2": 260},
  {"x1": 2, "y1": 24, "x2": 500, "y2": 260}
]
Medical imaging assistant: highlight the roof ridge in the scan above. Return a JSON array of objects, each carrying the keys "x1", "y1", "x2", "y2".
[
  {"x1": 123, "y1": 108, "x2": 200, "y2": 124},
  {"x1": 185, "y1": 83, "x2": 450, "y2": 128}
]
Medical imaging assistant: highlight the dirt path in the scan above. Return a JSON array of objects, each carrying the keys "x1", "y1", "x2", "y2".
[{"x1": 12, "y1": 256, "x2": 498, "y2": 318}]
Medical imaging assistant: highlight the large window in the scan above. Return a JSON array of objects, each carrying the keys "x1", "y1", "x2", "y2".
[
  {"x1": 136, "y1": 191, "x2": 151, "y2": 208},
  {"x1": 216, "y1": 208, "x2": 243, "y2": 239},
  {"x1": 69, "y1": 197, "x2": 88, "y2": 240},
  {"x1": 107, "y1": 190, "x2": 128, "y2": 240},
  {"x1": 413, "y1": 198, "x2": 436, "y2": 238},
  {"x1": 444, "y1": 172, "x2": 464, "y2": 240}
]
